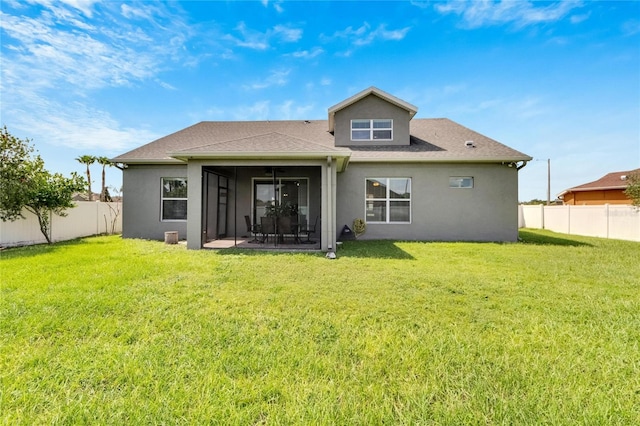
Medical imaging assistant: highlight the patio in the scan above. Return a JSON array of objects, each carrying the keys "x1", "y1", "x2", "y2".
[{"x1": 203, "y1": 237, "x2": 321, "y2": 251}]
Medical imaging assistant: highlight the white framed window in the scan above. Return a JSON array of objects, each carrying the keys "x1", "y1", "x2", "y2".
[
  {"x1": 449, "y1": 177, "x2": 474, "y2": 188},
  {"x1": 161, "y1": 178, "x2": 187, "y2": 221},
  {"x1": 365, "y1": 178, "x2": 411, "y2": 223},
  {"x1": 351, "y1": 119, "x2": 393, "y2": 141}
]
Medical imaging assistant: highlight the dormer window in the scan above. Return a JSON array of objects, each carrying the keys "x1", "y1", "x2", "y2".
[{"x1": 351, "y1": 119, "x2": 393, "y2": 141}]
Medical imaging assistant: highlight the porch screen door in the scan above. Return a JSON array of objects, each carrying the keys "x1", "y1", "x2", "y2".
[{"x1": 217, "y1": 177, "x2": 228, "y2": 238}]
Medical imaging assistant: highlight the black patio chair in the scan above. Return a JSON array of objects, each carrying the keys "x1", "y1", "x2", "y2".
[
  {"x1": 260, "y1": 216, "x2": 276, "y2": 243},
  {"x1": 244, "y1": 215, "x2": 261, "y2": 243},
  {"x1": 299, "y1": 216, "x2": 318, "y2": 244}
]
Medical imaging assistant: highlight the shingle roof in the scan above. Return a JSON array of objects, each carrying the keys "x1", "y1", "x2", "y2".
[
  {"x1": 349, "y1": 118, "x2": 531, "y2": 162},
  {"x1": 171, "y1": 132, "x2": 346, "y2": 155},
  {"x1": 112, "y1": 118, "x2": 531, "y2": 164},
  {"x1": 562, "y1": 168, "x2": 640, "y2": 193}
]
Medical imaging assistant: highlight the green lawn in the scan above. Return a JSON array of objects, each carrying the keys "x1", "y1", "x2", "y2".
[{"x1": 1, "y1": 230, "x2": 639, "y2": 425}]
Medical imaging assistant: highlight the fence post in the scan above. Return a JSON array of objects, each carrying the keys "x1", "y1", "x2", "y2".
[{"x1": 540, "y1": 204, "x2": 545, "y2": 229}]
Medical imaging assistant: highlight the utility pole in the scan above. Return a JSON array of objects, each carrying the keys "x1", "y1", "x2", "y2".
[
  {"x1": 547, "y1": 158, "x2": 551, "y2": 206},
  {"x1": 534, "y1": 158, "x2": 551, "y2": 205}
]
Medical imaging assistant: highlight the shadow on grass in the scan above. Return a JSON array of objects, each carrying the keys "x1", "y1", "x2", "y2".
[
  {"x1": 213, "y1": 240, "x2": 415, "y2": 259},
  {"x1": 337, "y1": 240, "x2": 416, "y2": 260},
  {"x1": 0, "y1": 236, "x2": 113, "y2": 260},
  {"x1": 215, "y1": 248, "x2": 326, "y2": 258},
  {"x1": 518, "y1": 230, "x2": 592, "y2": 247}
]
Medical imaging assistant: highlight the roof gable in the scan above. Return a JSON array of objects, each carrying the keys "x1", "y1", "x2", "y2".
[{"x1": 327, "y1": 86, "x2": 418, "y2": 132}]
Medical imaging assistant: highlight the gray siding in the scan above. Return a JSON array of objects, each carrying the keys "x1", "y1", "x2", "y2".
[
  {"x1": 336, "y1": 163, "x2": 520, "y2": 242},
  {"x1": 334, "y1": 94, "x2": 411, "y2": 146},
  {"x1": 122, "y1": 164, "x2": 188, "y2": 241}
]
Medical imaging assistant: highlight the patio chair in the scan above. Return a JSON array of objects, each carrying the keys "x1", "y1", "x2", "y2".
[
  {"x1": 244, "y1": 215, "x2": 261, "y2": 243},
  {"x1": 260, "y1": 216, "x2": 276, "y2": 243},
  {"x1": 299, "y1": 216, "x2": 318, "y2": 244}
]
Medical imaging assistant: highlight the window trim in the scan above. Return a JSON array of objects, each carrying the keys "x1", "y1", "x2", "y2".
[
  {"x1": 161, "y1": 177, "x2": 188, "y2": 222},
  {"x1": 449, "y1": 176, "x2": 474, "y2": 189},
  {"x1": 365, "y1": 177, "x2": 412, "y2": 224},
  {"x1": 351, "y1": 119, "x2": 393, "y2": 141}
]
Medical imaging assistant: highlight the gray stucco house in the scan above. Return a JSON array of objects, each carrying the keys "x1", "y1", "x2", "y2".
[{"x1": 112, "y1": 87, "x2": 532, "y2": 250}]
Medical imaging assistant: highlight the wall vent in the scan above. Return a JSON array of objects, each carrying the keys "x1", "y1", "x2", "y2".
[{"x1": 465, "y1": 140, "x2": 475, "y2": 148}]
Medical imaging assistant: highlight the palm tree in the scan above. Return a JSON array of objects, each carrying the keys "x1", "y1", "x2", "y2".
[
  {"x1": 75, "y1": 155, "x2": 96, "y2": 201},
  {"x1": 96, "y1": 156, "x2": 113, "y2": 202}
]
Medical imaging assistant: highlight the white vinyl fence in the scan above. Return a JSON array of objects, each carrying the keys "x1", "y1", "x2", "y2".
[
  {"x1": 519, "y1": 204, "x2": 640, "y2": 242},
  {"x1": 0, "y1": 202, "x2": 122, "y2": 248}
]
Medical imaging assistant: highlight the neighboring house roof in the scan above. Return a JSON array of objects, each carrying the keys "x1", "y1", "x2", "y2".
[
  {"x1": 558, "y1": 168, "x2": 640, "y2": 197},
  {"x1": 327, "y1": 86, "x2": 418, "y2": 132},
  {"x1": 112, "y1": 118, "x2": 531, "y2": 166}
]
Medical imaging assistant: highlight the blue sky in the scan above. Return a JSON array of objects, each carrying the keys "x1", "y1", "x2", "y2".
[{"x1": 1, "y1": 0, "x2": 638, "y2": 202}]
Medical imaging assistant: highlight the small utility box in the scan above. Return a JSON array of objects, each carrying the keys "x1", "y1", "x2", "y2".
[{"x1": 164, "y1": 231, "x2": 179, "y2": 244}]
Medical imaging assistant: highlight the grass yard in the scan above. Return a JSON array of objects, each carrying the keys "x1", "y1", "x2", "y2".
[{"x1": 1, "y1": 229, "x2": 639, "y2": 424}]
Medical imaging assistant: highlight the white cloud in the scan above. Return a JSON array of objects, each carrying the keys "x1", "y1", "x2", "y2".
[
  {"x1": 228, "y1": 100, "x2": 315, "y2": 121},
  {"x1": 570, "y1": 12, "x2": 590, "y2": 24},
  {"x1": 261, "y1": 0, "x2": 285, "y2": 13},
  {"x1": 323, "y1": 22, "x2": 411, "y2": 53},
  {"x1": 273, "y1": 24, "x2": 302, "y2": 42},
  {"x1": 120, "y1": 3, "x2": 153, "y2": 20},
  {"x1": 622, "y1": 19, "x2": 640, "y2": 37},
  {"x1": 27, "y1": 0, "x2": 98, "y2": 18},
  {"x1": 291, "y1": 47, "x2": 324, "y2": 59},
  {"x1": 277, "y1": 100, "x2": 315, "y2": 120},
  {"x1": 243, "y1": 69, "x2": 291, "y2": 90},
  {"x1": 226, "y1": 22, "x2": 303, "y2": 50},
  {"x1": 7, "y1": 93, "x2": 158, "y2": 152},
  {"x1": 0, "y1": 1, "x2": 192, "y2": 154},
  {"x1": 434, "y1": 0, "x2": 583, "y2": 29},
  {"x1": 233, "y1": 101, "x2": 272, "y2": 120},
  {"x1": 0, "y1": 2, "x2": 193, "y2": 92}
]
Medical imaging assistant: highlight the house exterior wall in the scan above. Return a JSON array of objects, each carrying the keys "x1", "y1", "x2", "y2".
[
  {"x1": 122, "y1": 164, "x2": 188, "y2": 241},
  {"x1": 562, "y1": 189, "x2": 630, "y2": 205},
  {"x1": 334, "y1": 94, "x2": 411, "y2": 146},
  {"x1": 336, "y1": 162, "x2": 520, "y2": 242}
]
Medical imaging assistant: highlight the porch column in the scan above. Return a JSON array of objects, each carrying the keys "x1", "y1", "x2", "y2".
[
  {"x1": 186, "y1": 161, "x2": 203, "y2": 249},
  {"x1": 320, "y1": 156, "x2": 337, "y2": 252}
]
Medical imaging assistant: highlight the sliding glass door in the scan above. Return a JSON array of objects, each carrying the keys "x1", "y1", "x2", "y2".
[{"x1": 253, "y1": 178, "x2": 309, "y2": 226}]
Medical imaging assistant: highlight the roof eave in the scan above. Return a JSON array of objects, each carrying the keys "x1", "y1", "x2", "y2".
[
  {"x1": 168, "y1": 151, "x2": 352, "y2": 172},
  {"x1": 349, "y1": 156, "x2": 532, "y2": 163},
  {"x1": 111, "y1": 158, "x2": 185, "y2": 165},
  {"x1": 563, "y1": 185, "x2": 628, "y2": 193}
]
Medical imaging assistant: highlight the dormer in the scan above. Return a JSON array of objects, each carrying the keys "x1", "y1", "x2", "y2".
[{"x1": 328, "y1": 87, "x2": 418, "y2": 147}]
